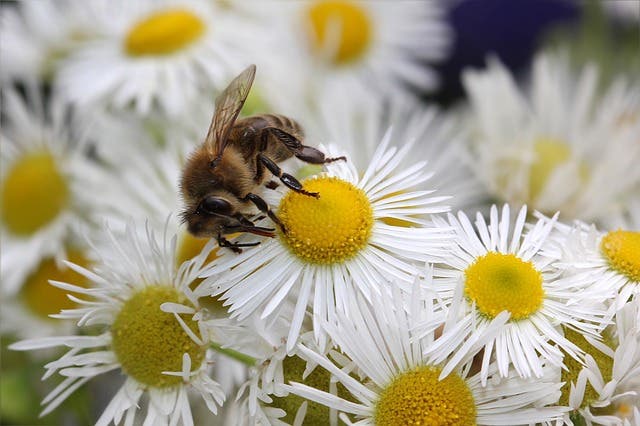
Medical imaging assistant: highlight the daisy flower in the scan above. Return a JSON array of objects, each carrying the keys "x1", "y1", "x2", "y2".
[
  {"x1": 199, "y1": 133, "x2": 452, "y2": 352},
  {"x1": 427, "y1": 204, "x2": 611, "y2": 382},
  {"x1": 0, "y1": 247, "x2": 96, "y2": 344},
  {"x1": 462, "y1": 52, "x2": 640, "y2": 223},
  {"x1": 235, "y1": 325, "x2": 345, "y2": 425},
  {"x1": 0, "y1": 0, "x2": 101, "y2": 84},
  {"x1": 282, "y1": 276, "x2": 566, "y2": 425},
  {"x1": 0, "y1": 88, "x2": 105, "y2": 316},
  {"x1": 10, "y1": 222, "x2": 226, "y2": 424},
  {"x1": 254, "y1": 0, "x2": 451, "y2": 100},
  {"x1": 542, "y1": 215, "x2": 640, "y2": 310},
  {"x1": 559, "y1": 296, "x2": 640, "y2": 426},
  {"x1": 55, "y1": 0, "x2": 259, "y2": 116}
]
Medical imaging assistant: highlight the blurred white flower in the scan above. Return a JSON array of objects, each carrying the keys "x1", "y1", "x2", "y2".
[
  {"x1": 55, "y1": 0, "x2": 261, "y2": 116},
  {"x1": 602, "y1": 197, "x2": 640, "y2": 232},
  {"x1": 0, "y1": 88, "x2": 101, "y2": 298},
  {"x1": 253, "y1": 0, "x2": 451, "y2": 101},
  {"x1": 289, "y1": 88, "x2": 487, "y2": 212},
  {"x1": 0, "y1": 0, "x2": 102, "y2": 84},
  {"x1": 462, "y1": 53, "x2": 640, "y2": 224},
  {"x1": 603, "y1": 0, "x2": 640, "y2": 24}
]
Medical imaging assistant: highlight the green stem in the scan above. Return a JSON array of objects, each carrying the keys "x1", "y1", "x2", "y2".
[{"x1": 210, "y1": 342, "x2": 257, "y2": 366}]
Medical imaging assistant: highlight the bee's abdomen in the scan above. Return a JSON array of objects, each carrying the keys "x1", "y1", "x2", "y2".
[{"x1": 261, "y1": 114, "x2": 304, "y2": 138}]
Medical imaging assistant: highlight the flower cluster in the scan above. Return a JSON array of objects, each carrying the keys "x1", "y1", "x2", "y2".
[{"x1": 1, "y1": 1, "x2": 639, "y2": 425}]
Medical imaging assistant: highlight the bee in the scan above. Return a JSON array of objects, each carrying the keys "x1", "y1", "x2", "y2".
[{"x1": 180, "y1": 64, "x2": 345, "y2": 253}]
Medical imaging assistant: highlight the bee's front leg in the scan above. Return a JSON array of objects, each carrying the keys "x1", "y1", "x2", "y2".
[
  {"x1": 216, "y1": 232, "x2": 260, "y2": 254},
  {"x1": 242, "y1": 193, "x2": 287, "y2": 234}
]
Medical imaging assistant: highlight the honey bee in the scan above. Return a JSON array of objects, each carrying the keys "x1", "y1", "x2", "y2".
[{"x1": 180, "y1": 64, "x2": 345, "y2": 252}]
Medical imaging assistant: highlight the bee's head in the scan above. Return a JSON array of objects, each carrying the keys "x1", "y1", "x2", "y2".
[{"x1": 181, "y1": 194, "x2": 235, "y2": 237}]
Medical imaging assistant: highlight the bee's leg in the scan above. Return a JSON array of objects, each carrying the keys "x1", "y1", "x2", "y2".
[
  {"x1": 226, "y1": 213, "x2": 275, "y2": 235},
  {"x1": 243, "y1": 193, "x2": 287, "y2": 234},
  {"x1": 253, "y1": 129, "x2": 271, "y2": 184},
  {"x1": 257, "y1": 153, "x2": 320, "y2": 198},
  {"x1": 231, "y1": 213, "x2": 273, "y2": 226},
  {"x1": 265, "y1": 180, "x2": 279, "y2": 190},
  {"x1": 233, "y1": 213, "x2": 256, "y2": 227},
  {"x1": 223, "y1": 225, "x2": 275, "y2": 237},
  {"x1": 265, "y1": 127, "x2": 346, "y2": 164},
  {"x1": 216, "y1": 232, "x2": 261, "y2": 254}
]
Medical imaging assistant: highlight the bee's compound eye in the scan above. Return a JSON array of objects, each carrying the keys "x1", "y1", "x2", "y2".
[{"x1": 199, "y1": 196, "x2": 232, "y2": 215}]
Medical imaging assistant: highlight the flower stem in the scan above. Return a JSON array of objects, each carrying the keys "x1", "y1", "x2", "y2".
[{"x1": 210, "y1": 342, "x2": 257, "y2": 366}]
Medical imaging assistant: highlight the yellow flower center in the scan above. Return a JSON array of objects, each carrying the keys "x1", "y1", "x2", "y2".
[
  {"x1": 306, "y1": 0, "x2": 372, "y2": 65},
  {"x1": 528, "y1": 138, "x2": 589, "y2": 202},
  {"x1": 175, "y1": 230, "x2": 226, "y2": 315},
  {"x1": 271, "y1": 355, "x2": 354, "y2": 425},
  {"x1": 560, "y1": 327, "x2": 614, "y2": 409},
  {"x1": 124, "y1": 9, "x2": 206, "y2": 57},
  {"x1": 278, "y1": 176, "x2": 373, "y2": 264},
  {"x1": 374, "y1": 365, "x2": 476, "y2": 426},
  {"x1": 601, "y1": 230, "x2": 640, "y2": 283},
  {"x1": 20, "y1": 250, "x2": 90, "y2": 320},
  {"x1": 464, "y1": 252, "x2": 544, "y2": 320},
  {"x1": 111, "y1": 286, "x2": 205, "y2": 388},
  {"x1": 1, "y1": 151, "x2": 69, "y2": 236}
]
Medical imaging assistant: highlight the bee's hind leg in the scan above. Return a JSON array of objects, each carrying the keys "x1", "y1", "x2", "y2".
[{"x1": 264, "y1": 127, "x2": 346, "y2": 164}]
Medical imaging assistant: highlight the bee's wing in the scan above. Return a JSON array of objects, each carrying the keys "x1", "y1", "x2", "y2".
[{"x1": 204, "y1": 64, "x2": 256, "y2": 157}]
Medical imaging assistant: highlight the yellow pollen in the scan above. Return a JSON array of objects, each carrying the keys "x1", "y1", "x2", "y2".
[
  {"x1": 374, "y1": 365, "x2": 476, "y2": 426},
  {"x1": 601, "y1": 230, "x2": 640, "y2": 283},
  {"x1": 528, "y1": 138, "x2": 589, "y2": 202},
  {"x1": 464, "y1": 252, "x2": 544, "y2": 320},
  {"x1": 20, "y1": 250, "x2": 90, "y2": 319},
  {"x1": 1, "y1": 151, "x2": 69, "y2": 236},
  {"x1": 560, "y1": 327, "x2": 614, "y2": 408},
  {"x1": 271, "y1": 355, "x2": 354, "y2": 425},
  {"x1": 111, "y1": 286, "x2": 205, "y2": 388},
  {"x1": 124, "y1": 9, "x2": 206, "y2": 57},
  {"x1": 175, "y1": 230, "x2": 226, "y2": 315},
  {"x1": 306, "y1": 0, "x2": 372, "y2": 65},
  {"x1": 278, "y1": 176, "x2": 373, "y2": 264},
  {"x1": 616, "y1": 402, "x2": 633, "y2": 418}
]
